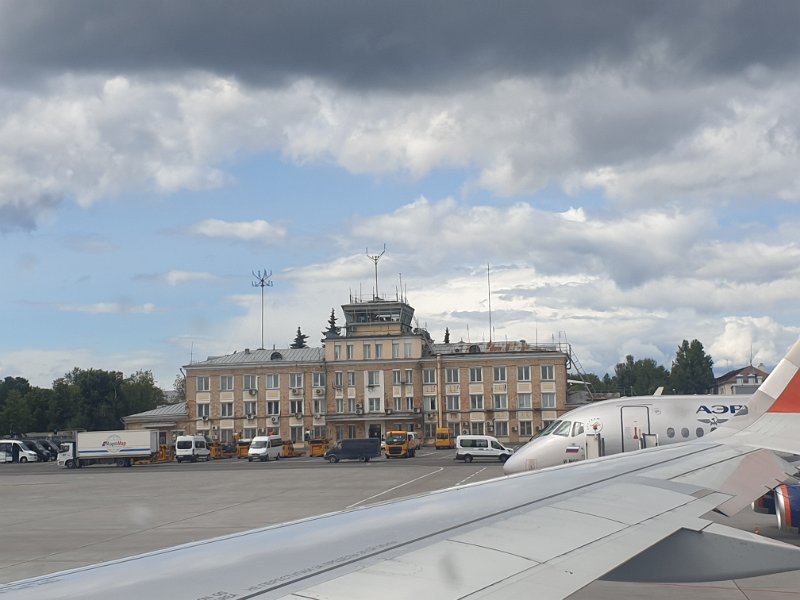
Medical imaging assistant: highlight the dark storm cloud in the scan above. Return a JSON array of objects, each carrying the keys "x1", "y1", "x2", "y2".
[{"x1": 1, "y1": 1, "x2": 798, "y2": 90}]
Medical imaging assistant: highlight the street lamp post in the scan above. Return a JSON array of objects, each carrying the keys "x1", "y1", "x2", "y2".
[{"x1": 252, "y1": 269, "x2": 273, "y2": 350}]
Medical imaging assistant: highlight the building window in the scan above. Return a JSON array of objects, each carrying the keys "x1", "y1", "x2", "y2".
[
  {"x1": 289, "y1": 373, "x2": 303, "y2": 388},
  {"x1": 336, "y1": 398, "x2": 344, "y2": 413},
  {"x1": 243, "y1": 375, "x2": 257, "y2": 390},
  {"x1": 493, "y1": 394, "x2": 508, "y2": 410},
  {"x1": 290, "y1": 426, "x2": 304, "y2": 443},
  {"x1": 363, "y1": 343, "x2": 371, "y2": 359},
  {"x1": 494, "y1": 421, "x2": 508, "y2": 437},
  {"x1": 424, "y1": 395, "x2": 436, "y2": 411},
  {"x1": 368, "y1": 397, "x2": 382, "y2": 412},
  {"x1": 404, "y1": 369, "x2": 413, "y2": 384},
  {"x1": 404, "y1": 342, "x2": 413, "y2": 358},
  {"x1": 375, "y1": 343, "x2": 383, "y2": 358},
  {"x1": 348, "y1": 424, "x2": 357, "y2": 439},
  {"x1": 367, "y1": 371, "x2": 380, "y2": 387},
  {"x1": 519, "y1": 420, "x2": 532, "y2": 437},
  {"x1": 334, "y1": 371, "x2": 343, "y2": 388},
  {"x1": 196, "y1": 403, "x2": 209, "y2": 418},
  {"x1": 243, "y1": 427, "x2": 257, "y2": 440},
  {"x1": 266, "y1": 374, "x2": 279, "y2": 389},
  {"x1": 220, "y1": 429, "x2": 234, "y2": 443},
  {"x1": 423, "y1": 368, "x2": 436, "y2": 384},
  {"x1": 517, "y1": 366, "x2": 530, "y2": 382},
  {"x1": 445, "y1": 368, "x2": 460, "y2": 384},
  {"x1": 392, "y1": 343, "x2": 400, "y2": 358},
  {"x1": 313, "y1": 372, "x2": 326, "y2": 387},
  {"x1": 517, "y1": 393, "x2": 532, "y2": 409},
  {"x1": 393, "y1": 370, "x2": 401, "y2": 385},
  {"x1": 290, "y1": 400, "x2": 303, "y2": 414},
  {"x1": 244, "y1": 401, "x2": 256, "y2": 415},
  {"x1": 346, "y1": 344, "x2": 354, "y2": 359},
  {"x1": 267, "y1": 401, "x2": 279, "y2": 415},
  {"x1": 220, "y1": 376, "x2": 233, "y2": 391},
  {"x1": 469, "y1": 367, "x2": 483, "y2": 383},
  {"x1": 406, "y1": 397, "x2": 414, "y2": 411},
  {"x1": 313, "y1": 426, "x2": 326, "y2": 439},
  {"x1": 541, "y1": 392, "x2": 556, "y2": 409},
  {"x1": 493, "y1": 367, "x2": 506, "y2": 382},
  {"x1": 393, "y1": 397, "x2": 402, "y2": 411},
  {"x1": 347, "y1": 371, "x2": 356, "y2": 387},
  {"x1": 313, "y1": 399, "x2": 326, "y2": 415},
  {"x1": 470, "y1": 394, "x2": 484, "y2": 410},
  {"x1": 470, "y1": 422, "x2": 485, "y2": 435},
  {"x1": 196, "y1": 376, "x2": 210, "y2": 392},
  {"x1": 348, "y1": 398, "x2": 356, "y2": 413},
  {"x1": 541, "y1": 365, "x2": 555, "y2": 381},
  {"x1": 334, "y1": 344, "x2": 342, "y2": 360},
  {"x1": 446, "y1": 395, "x2": 460, "y2": 410}
]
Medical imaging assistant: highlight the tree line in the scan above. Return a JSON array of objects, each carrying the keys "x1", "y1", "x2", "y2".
[
  {"x1": 0, "y1": 368, "x2": 165, "y2": 436},
  {"x1": 579, "y1": 339, "x2": 715, "y2": 396}
]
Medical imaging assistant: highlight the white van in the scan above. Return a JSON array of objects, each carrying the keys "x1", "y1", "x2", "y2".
[
  {"x1": 455, "y1": 435, "x2": 514, "y2": 463},
  {"x1": 248, "y1": 435, "x2": 283, "y2": 462},
  {"x1": 175, "y1": 435, "x2": 211, "y2": 463},
  {"x1": 0, "y1": 439, "x2": 40, "y2": 463}
]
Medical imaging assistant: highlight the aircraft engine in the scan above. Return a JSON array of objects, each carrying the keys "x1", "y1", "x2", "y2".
[{"x1": 774, "y1": 484, "x2": 800, "y2": 532}]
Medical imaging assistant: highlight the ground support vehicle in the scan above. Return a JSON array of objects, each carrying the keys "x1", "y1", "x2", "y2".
[
  {"x1": 454, "y1": 435, "x2": 514, "y2": 463},
  {"x1": 324, "y1": 438, "x2": 381, "y2": 463},
  {"x1": 434, "y1": 427, "x2": 454, "y2": 449},
  {"x1": 175, "y1": 435, "x2": 211, "y2": 463},
  {"x1": 384, "y1": 431, "x2": 417, "y2": 458},
  {"x1": 247, "y1": 435, "x2": 283, "y2": 462},
  {"x1": 58, "y1": 430, "x2": 159, "y2": 468}
]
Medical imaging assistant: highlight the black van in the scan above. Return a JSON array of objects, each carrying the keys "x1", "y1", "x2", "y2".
[{"x1": 324, "y1": 438, "x2": 381, "y2": 463}]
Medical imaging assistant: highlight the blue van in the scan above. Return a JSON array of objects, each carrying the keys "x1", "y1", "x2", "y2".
[{"x1": 324, "y1": 438, "x2": 381, "y2": 463}]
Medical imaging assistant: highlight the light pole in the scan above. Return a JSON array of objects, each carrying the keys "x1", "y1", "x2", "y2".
[{"x1": 252, "y1": 269, "x2": 273, "y2": 350}]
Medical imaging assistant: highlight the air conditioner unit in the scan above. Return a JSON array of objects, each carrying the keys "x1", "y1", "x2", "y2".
[
  {"x1": 271, "y1": 416, "x2": 278, "y2": 424},
  {"x1": 413, "y1": 407, "x2": 421, "y2": 414},
  {"x1": 356, "y1": 408, "x2": 364, "y2": 415},
  {"x1": 295, "y1": 412, "x2": 303, "y2": 419},
  {"x1": 212, "y1": 425, "x2": 218, "y2": 431},
  {"x1": 314, "y1": 413, "x2": 321, "y2": 419},
  {"x1": 201, "y1": 415, "x2": 209, "y2": 422},
  {"x1": 461, "y1": 421, "x2": 468, "y2": 427},
  {"x1": 356, "y1": 403, "x2": 362, "y2": 409},
  {"x1": 511, "y1": 426, "x2": 518, "y2": 432},
  {"x1": 385, "y1": 408, "x2": 393, "y2": 415},
  {"x1": 315, "y1": 389, "x2": 324, "y2": 395},
  {"x1": 246, "y1": 413, "x2": 255, "y2": 420},
  {"x1": 248, "y1": 388, "x2": 257, "y2": 396},
  {"x1": 291, "y1": 388, "x2": 299, "y2": 394}
]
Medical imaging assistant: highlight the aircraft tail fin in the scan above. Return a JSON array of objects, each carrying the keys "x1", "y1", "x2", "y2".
[{"x1": 721, "y1": 337, "x2": 800, "y2": 455}]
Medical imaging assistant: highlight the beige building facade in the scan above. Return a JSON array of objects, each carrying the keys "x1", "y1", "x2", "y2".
[{"x1": 184, "y1": 297, "x2": 570, "y2": 446}]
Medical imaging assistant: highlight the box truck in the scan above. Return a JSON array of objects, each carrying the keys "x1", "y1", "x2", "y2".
[{"x1": 58, "y1": 430, "x2": 159, "y2": 468}]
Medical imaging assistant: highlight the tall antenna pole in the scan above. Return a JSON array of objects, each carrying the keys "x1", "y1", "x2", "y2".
[
  {"x1": 251, "y1": 269, "x2": 273, "y2": 350},
  {"x1": 366, "y1": 244, "x2": 386, "y2": 300},
  {"x1": 487, "y1": 263, "x2": 493, "y2": 343}
]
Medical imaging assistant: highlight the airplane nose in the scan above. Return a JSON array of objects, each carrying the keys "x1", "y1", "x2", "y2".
[{"x1": 503, "y1": 451, "x2": 526, "y2": 475}]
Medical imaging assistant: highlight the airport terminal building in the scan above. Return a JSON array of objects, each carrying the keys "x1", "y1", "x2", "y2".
[{"x1": 184, "y1": 296, "x2": 569, "y2": 446}]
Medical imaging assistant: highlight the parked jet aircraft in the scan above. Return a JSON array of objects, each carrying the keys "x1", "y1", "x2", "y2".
[
  {"x1": 503, "y1": 394, "x2": 750, "y2": 475},
  {"x1": 3, "y1": 339, "x2": 800, "y2": 600}
]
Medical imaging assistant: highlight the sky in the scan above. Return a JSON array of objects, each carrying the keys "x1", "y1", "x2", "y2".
[{"x1": 1, "y1": 1, "x2": 800, "y2": 390}]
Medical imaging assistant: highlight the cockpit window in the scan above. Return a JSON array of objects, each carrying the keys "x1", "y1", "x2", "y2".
[
  {"x1": 571, "y1": 422, "x2": 584, "y2": 437},
  {"x1": 552, "y1": 421, "x2": 572, "y2": 437},
  {"x1": 539, "y1": 420, "x2": 562, "y2": 436}
]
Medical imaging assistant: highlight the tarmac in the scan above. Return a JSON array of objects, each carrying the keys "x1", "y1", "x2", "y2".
[{"x1": 1, "y1": 452, "x2": 799, "y2": 599}]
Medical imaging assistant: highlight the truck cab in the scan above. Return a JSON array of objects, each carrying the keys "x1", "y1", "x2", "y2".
[{"x1": 384, "y1": 430, "x2": 417, "y2": 458}]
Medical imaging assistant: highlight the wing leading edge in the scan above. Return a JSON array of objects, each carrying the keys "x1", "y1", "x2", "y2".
[{"x1": 3, "y1": 338, "x2": 800, "y2": 600}]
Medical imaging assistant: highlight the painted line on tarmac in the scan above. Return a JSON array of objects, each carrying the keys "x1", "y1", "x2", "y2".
[
  {"x1": 455, "y1": 467, "x2": 487, "y2": 486},
  {"x1": 346, "y1": 467, "x2": 445, "y2": 508}
]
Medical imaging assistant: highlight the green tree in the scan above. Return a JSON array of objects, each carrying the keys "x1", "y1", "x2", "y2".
[
  {"x1": 669, "y1": 339, "x2": 714, "y2": 394},
  {"x1": 121, "y1": 370, "x2": 164, "y2": 416},
  {"x1": 612, "y1": 355, "x2": 670, "y2": 396},
  {"x1": 291, "y1": 326, "x2": 309, "y2": 349},
  {"x1": 322, "y1": 309, "x2": 341, "y2": 338},
  {"x1": 0, "y1": 390, "x2": 33, "y2": 435},
  {"x1": 0, "y1": 376, "x2": 31, "y2": 412},
  {"x1": 444, "y1": 327, "x2": 450, "y2": 344},
  {"x1": 172, "y1": 373, "x2": 186, "y2": 403}
]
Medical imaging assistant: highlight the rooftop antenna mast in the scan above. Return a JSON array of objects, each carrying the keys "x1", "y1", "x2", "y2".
[
  {"x1": 366, "y1": 244, "x2": 386, "y2": 300},
  {"x1": 251, "y1": 269, "x2": 273, "y2": 350},
  {"x1": 487, "y1": 263, "x2": 493, "y2": 343}
]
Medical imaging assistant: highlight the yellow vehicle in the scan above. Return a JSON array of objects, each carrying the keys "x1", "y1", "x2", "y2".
[
  {"x1": 384, "y1": 430, "x2": 417, "y2": 458},
  {"x1": 434, "y1": 427, "x2": 454, "y2": 450}
]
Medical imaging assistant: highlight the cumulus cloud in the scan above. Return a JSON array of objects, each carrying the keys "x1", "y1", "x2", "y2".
[{"x1": 187, "y1": 218, "x2": 287, "y2": 242}]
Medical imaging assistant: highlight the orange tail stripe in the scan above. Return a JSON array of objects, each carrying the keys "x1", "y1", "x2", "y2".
[{"x1": 767, "y1": 369, "x2": 800, "y2": 413}]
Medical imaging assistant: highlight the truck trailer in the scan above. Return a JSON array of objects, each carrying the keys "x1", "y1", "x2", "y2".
[{"x1": 58, "y1": 430, "x2": 159, "y2": 468}]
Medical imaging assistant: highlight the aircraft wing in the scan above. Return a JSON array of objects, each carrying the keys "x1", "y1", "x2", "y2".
[{"x1": 3, "y1": 340, "x2": 800, "y2": 599}]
